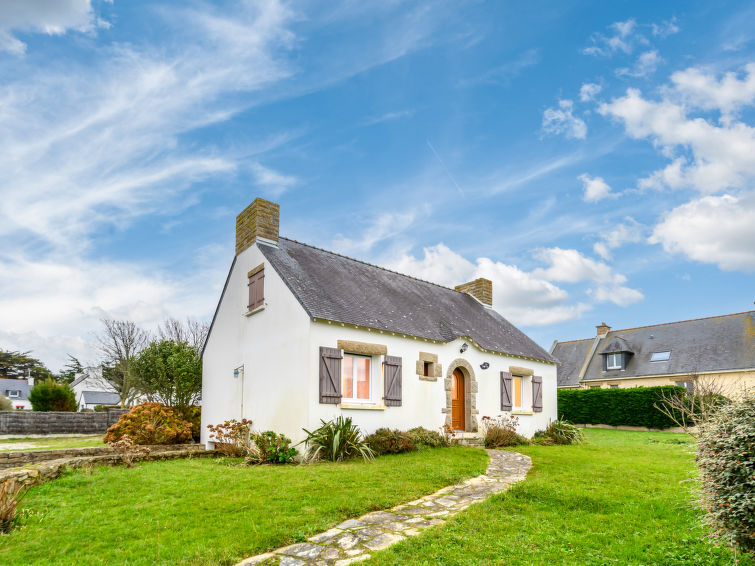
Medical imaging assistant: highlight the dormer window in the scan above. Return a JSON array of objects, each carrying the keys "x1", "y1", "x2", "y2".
[
  {"x1": 606, "y1": 353, "x2": 623, "y2": 370},
  {"x1": 650, "y1": 351, "x2": 671, "y2": 362},
  {"x1": 6, "y1": 390, "x2": 20, "y2": 398}
]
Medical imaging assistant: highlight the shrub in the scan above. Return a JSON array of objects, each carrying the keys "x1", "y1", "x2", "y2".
[
  {"x1": 696, "y1": 392, "x2": 755, "y2": 555},
  {"x1": 206, "y1": 419, "x2": 253, "y2": 457},
  {"x1": 481, "y1": 415, "x2": 530, "y2": 448},
  {"x1": 0, "y1": 479, "x2": 29, "y2": 533},
  {"x1": 302, "y1": 416, "x2": 374, "y2": 462},
  {"x1": 407, "y1": 426, "x2": 449, "y2": 448},
  {"x1": 28, "y1": 379, "x2": 77, "y2": 412},
  {"x1": 104, "y1": 402, "x2": 193, "y2": 445},
  {"x1": 365, "y1": 428, "x2": 416, "y2": 455},
  {"x1": 0, "y1": 396, "x2": 13, "y2": 411},
  {"x1": 108, "y1": 436, "x2": 151, "y2": 468},
  {"x1": 558, "y1": 386, "x2": 686, "y2": 429},
  {"x1": 181, "y1": 406, "x2": 201, "y2": 442},
  {"x1": 132, "y1": 340, "x2": 201, "y2": 410},
  {"x1": 545, "y1": 419, "x2": 584, "y2": 445},
  {"x1": 248, "y1": 431, "x2": 298, "y2": 464}
]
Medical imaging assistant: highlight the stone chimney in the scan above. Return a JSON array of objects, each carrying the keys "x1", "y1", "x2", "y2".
[
  {"x1": 236, "y1": 198, "x2": 279, "y2": 255},
  {"x1": 596, "y1": 322, "x2": 611, "y2": 337},
  {"x1": 455, "y1": 278, "x2": 493, "y2": 307}
]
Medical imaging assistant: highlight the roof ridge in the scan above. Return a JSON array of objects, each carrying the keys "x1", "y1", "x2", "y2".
[
  {"x1": 608, "y1": 310, "x2": 754, "y2": 334},
  {"x1": 278, "y1": 236, "x2": 468, "y2": 295},
  {"x1": 553, "y1": 337, "x2": 594, "y2": 346}
]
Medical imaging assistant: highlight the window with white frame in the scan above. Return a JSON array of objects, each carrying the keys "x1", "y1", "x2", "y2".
[
  {"x1": 342, "y1": 353, "x2": 374, "y2": 402},
  {"x1": 6, "y1": 390, "x2": 20, "y2": 398},
  {"x1": 606, "y1": 353, "x2": 623, "y2": 370},
  {"x1": 512, "y1": 375, "x2": 530, "y2": 410}
]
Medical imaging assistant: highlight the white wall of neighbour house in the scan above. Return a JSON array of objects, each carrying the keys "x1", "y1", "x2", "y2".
[
  {"x1": 201, "y1": 242, "x2": 312, "y2": 446},
  {"x1": 306, "y1": 322, "x2": 557, "y2": 441}
]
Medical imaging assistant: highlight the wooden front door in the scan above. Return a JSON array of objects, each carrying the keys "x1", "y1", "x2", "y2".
[{"x1": 451, "y1": 368, "x2": 465, "y2": 431}]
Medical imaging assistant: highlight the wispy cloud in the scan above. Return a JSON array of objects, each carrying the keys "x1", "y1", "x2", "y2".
[
  {"x1": 361, "y1": 109, "x2": 415, "y2": 126},
  {"x1": 616, "y1": 50, "x2": 662, "y2": 78},
  {"x1": 458, "y1": 48, "x2": 540, "y2": 87},
  {"x1": 542, "y1": 99, "x2": 587, "y2": 139}
]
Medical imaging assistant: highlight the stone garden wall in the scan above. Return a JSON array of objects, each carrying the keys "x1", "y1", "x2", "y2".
[{"x1": 0, "y1": 409, "x2": 128, "y2": 435}]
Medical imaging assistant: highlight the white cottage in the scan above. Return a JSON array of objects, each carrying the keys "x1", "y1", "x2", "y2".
[{"x1": 201, "y1": 198, "x2": 558, "y2": 446}]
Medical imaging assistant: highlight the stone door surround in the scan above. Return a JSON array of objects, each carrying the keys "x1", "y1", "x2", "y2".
[{"x1": 442, "y1": 358, "x2": 478, "y2": 432}]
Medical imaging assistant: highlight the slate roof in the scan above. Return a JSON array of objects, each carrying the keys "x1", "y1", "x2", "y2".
[
  {"x1": 258, "y1": 238, "x2": 556, "y2": 363},
  {"x1": 552, "y1": 311, "x2": 755, "y2": 386},
  {"x1": 0, "y1": 378, "x2": 31, "y2": 400},
  {"x1": 81, "y1": 391, "x2": 120, "y2": 406}
]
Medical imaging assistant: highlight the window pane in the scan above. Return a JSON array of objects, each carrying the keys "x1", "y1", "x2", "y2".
[
  {"x1": 343, "y1": 356, "x2": 353, "y2": 399},
  {"x1": 356, "y1": 357, "x2": 370, "y2": 399},
  {"x1": 514, "y1": 377, "x2": 522, "y2": 408},
  {"x1": 651, "y1": 351, "x2": 670, "y2": 361}
]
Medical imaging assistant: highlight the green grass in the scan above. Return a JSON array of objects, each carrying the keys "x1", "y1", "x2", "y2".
[
  {"x1": 367, "y1": 429, "x2": 753, "y2": 566},
  {"x1": 0, "y1": 435, "x2": 104, "y2": 452},
  {"x1": 0, "y1": 446, "x2": 486, "y2": 565}
]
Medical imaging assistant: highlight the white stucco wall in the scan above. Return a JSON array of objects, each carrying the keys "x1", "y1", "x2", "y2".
[
  {"x1": 202, "y1": 242, "x2": 557, "y2": 445},
  {"x1": 201, "y1": 241, "x2": 311, "y2": 445}
]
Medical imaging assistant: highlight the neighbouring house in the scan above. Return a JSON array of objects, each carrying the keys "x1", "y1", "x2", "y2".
[
  {"x1": 551, "y1": 312, "x2": 755, "y2": 395},
  {"x1": 201, "y1": 198, "x2": 558, "y2": 446},
  {"x1": 0, "y1": 377, "x2": 33, "y2": 410},
  {"x1": 71, "y1": 367, "x2": 121, "y2": 410}
]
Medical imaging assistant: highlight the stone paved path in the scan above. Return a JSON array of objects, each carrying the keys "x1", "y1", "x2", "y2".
[{"x1": 237, "y1": 449, "x2": 532, "y2": 566}]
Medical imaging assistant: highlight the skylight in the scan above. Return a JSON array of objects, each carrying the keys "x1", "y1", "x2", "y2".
[{"x1": 650, "y1": 351, "x2": 671, "y2": 362}]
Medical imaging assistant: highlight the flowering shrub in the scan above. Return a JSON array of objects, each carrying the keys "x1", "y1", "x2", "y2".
[
  {"x1": 481, "y1": 415, "x2": 529, "y2": 448},
  {"x1": 108, "y1": 435, "x2": 151, "y2": 468},
  {"x1": 206, "y1": 419, "x2": 253, "y2": 457},
  {"x1": 248, "y1": 431, "x2": 298, "y2": 464},
  {"x1": 365, "y1": 428, "x2": 417, "y2": 455},
  {"x1": 181, "y1": 406, "x2": 201, "y2": 442},
  {"x1": 696, "y1": 392, "x2": 754, "y2": 555},
  {"x1": 104, "y1": 402, "x2": 193, "y2": 445}
]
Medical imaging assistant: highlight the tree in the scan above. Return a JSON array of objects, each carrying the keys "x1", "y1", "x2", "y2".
[
  {"x1": 55, "y1": 355, "x2": 83, "y2": 384},
  {"x1": 0, "y1": 350, "x2": 53, "y2": 381},
  {"x1": 28, "y1": 379, "x2": 77, "y2": 412},
  {"x1": 157, "y1": 317, "x2": 209, "y2": 351},
  {"x1": 132, "y1": 340, "x2": 202, "y2": 410},
  {"x1": 0, "y1": 396, "x2": 13, "y2": 411},
  {"x1": 96, "y1": 319, "x2": 148, "y2": 408}
]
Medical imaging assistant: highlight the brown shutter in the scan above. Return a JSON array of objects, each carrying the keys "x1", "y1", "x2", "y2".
[
  {"x1": 383, "y1": 355, "x2": 402, "y2": 407},
  {"x1": 500, "y1": 371, "x2": 513, "y2": 411},
  {"x1": 248, "y1": 269, "x2": 264, "y2": 309},
  {"x1": 532, "y1": 375, "x2": 543, "y2": 412},
  {"x1": 319, "y1": 347, "x2": 342, "y2": 404}
]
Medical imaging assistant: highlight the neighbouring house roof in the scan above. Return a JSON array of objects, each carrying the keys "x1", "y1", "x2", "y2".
[
  {"x1": 0, "y1": 378, "x2": 31, "y2": 400},
  {"x1": 81, "y1": 391, "x2": 120, "y2": 406},
  {"x1": 257, "y1": 238, "x2": 556, "y2": 363},
  {"x1": 552, "y1": 311, "x2": 755, "y2": 386}
]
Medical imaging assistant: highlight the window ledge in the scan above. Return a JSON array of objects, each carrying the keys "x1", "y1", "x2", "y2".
[
  {"x1": 244, "y1": 304, "x2": 265, "y2": 317},
  {"x1": 418, "y1": 375, "x2": 438, "y2": 382},
  {"x1": 511, "y1": 411, "x2": 534, "y2": 416},
  {"x1": 339, "y1": 403, "x2": 386, "y2": 411}
]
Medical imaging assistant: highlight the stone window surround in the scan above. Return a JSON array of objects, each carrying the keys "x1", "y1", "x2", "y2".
[
  {"x1": 416, "y1": 351, "x2": 442, "y2": 381},
  {"x1": 442, "y1": 358, "x2": 478, "y2": 432}
]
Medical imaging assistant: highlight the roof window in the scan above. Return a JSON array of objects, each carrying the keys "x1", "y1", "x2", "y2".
[{"x1": 650, "y1": 351, "x2": 671, "y2": 362}]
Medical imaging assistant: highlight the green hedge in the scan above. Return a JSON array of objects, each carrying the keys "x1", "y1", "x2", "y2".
[{"x1": 558, "y1": 386, "x2": 685, "y2": 429}]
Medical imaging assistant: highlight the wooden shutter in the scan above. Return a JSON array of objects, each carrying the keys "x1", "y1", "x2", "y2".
[
  {"x1": 532, "y1": 375, "x2": 543, "y2": 412},
  {"x1": 319, "y1": 347, "x2": 342, "y2": 404},
  {"x1": 383, "y1": 355, "x2": 402, "y2": 407},
  {"x1": 500, "y1": 371, "x2": 512, "y2": 411},
  {"x1": 248, "y1": 269, "x2": 264, "y2": 310}
]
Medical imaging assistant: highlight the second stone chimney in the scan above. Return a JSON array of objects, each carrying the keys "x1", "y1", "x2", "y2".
[
  {"x1": 596, "y1": 322, "x2": 611, "y2": 337},
  {"x1": 455, "y1": 278, "x2": 493, "y2": 307},
  {"x1": 236, "y1": 198, "x2": 279, "y2": 255}
]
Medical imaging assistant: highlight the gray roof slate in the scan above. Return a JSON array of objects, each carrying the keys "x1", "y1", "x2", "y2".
[
  {"x1": 81, "y1": 391, "x2": 120, "y2": 406},
  {"x1": 551, "y1": 339, "x2": 592, "y2": 387},
  {"x1": 258, "y1": 238, "x2": 556, "y2": 363},
  {"x1": 0, "y1": 378, "x2": 31, "y2": 400},
  {"x1": 552, "y1": 311, "x2": 755, "y2": 386}
]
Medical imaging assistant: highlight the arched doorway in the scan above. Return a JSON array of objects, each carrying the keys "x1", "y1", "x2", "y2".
[{"x1": 451, "y1": 368, "x2": 465, "y2": 431}]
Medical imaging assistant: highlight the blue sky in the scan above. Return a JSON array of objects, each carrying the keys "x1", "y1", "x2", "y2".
[{"x1": 1, "y1": 0, "x2": 754, "y2": 371}]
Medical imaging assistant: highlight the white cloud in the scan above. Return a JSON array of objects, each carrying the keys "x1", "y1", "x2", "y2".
[
  {"x1": 0, "y1": 0, "x2": 107, "y2": 55},
  {"x1": 593, "y1": 217, "x2": 644, "y2": 260},
  {"x1": 671, "y1": 63, "x2": 755, "y2": 122},
  {"x1": 651, "y1": 18, "x2": 680, "y2": 38},
  {"x1": 579, "y1": 82, "x2": 602, "y2": 102},
  {"x1": 250, "y1": 163, "x2": 298, "y2": 197},
  {"x1": 578, "y1": 173, "x2": 613, "y2": 202},
  {"x1": 583, "y1": 18, "x2": 638, "y2": 56},
  {"x1": 599, "y1": 86, "x2": 755, "y2": 193},
  {"x1": 616, "y1": 50, "x2": 662, "y2": 78},
  {"x1": 542, "y1": 99, "x2": 587, "y2": 139},
  {"x1": 650, "y1": 192, "x2": 755, "y2": 271}
]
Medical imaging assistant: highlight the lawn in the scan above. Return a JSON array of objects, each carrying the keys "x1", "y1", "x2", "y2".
[
  {"x1": 366, "y1": 428, "x2": 753, "y2": 566},
  {"x1": 0, "y1": 435, "x2": 104, "y2": 452},
  {"x1": 0, "y1": 446, "x2": 487, "y2": 565}
]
